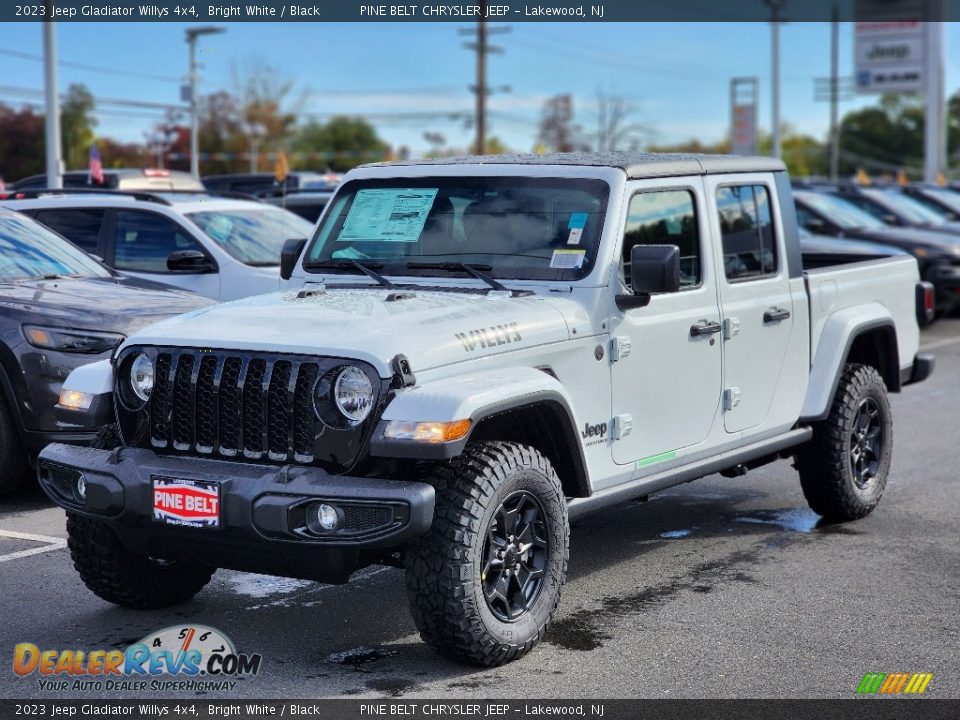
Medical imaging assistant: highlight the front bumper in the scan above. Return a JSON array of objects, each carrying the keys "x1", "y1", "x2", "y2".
[{"x1": 37, "y1": 443, "x2": 435, "y2": 584}]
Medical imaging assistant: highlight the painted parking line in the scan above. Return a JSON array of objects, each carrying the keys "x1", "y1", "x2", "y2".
[{"x1": 0, "y1": 529, "x2": 67, "y2": 563}]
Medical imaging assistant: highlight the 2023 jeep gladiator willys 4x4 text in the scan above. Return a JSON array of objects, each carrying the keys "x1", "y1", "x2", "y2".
[{"x1": 41, "y1": 153, "x2": 934, "y2": 666}]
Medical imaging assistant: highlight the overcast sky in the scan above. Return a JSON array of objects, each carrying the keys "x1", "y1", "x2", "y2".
[{"x1": 1, "y1": 21, "x2": 959, "y2": 157}]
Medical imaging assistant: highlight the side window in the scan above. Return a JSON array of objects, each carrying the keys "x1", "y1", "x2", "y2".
[
  {"x1": 113, "y1": 211, "x2": 204, "y2": 273},
  {"x1": 33, "y1": 209, "x2": 105, "y2": 254},
  {"x1": 622, "y1": 189, "x2": 701, "y2": 289},
  {"x1": 795, "y1": 205, "x2": 814, "y2": 229},
  {"x1": 716, "y1": 185, "x2": 777, "y2": 281}
]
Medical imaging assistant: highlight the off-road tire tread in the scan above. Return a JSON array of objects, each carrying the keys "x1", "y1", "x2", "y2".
[
  {"x1": 405, "y1": 441, "x2": 568, "y2": 667},
  {"x1": 796, "y1": 363, "x2": 891, "y2": 521}
]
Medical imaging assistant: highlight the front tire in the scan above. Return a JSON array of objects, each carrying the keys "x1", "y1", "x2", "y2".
[
  {"x1": 66, "y1": 513, "x2": 215, "y2": 609},
  {"x1": 796, "y1": 364, "x2": 893, "y2": 521},
  {"x1": 405, "y1": 442, "x2": 569, "y2": 666}
]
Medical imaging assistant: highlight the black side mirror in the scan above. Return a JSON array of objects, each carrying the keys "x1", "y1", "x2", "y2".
[
  {"x1": 166, "y1": 249, "x2": 213, "y2": 273},
  {"x1": 616, "y1": 244, "x2": 680, "y2": 311},
  {"x1": 280, "y1": 238, "x2": 307, "y2": 281}
]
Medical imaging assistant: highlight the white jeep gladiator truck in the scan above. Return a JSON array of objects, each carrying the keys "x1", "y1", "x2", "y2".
[{"x1": 41, "y1": 153, "x2": 934, "y2": 666}]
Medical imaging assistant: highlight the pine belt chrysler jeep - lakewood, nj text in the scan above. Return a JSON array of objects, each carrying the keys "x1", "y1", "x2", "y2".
[{"x1": 39, "y1": 153, "x2": 934, "y2": 666}]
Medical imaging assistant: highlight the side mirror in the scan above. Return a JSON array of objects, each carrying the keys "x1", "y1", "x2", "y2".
[
  {"x1": 616, "y1": 244, "x2": 680, "y2": 311},
  {"x1": 280, "y1": 238, "x2": 307, "y2": 281},
  {"x1": 166, "y1": 249, "x2": 213, "y2": 273},
  {"x1": 804, "y1": 216, "x2": 827, "y2": 232}
]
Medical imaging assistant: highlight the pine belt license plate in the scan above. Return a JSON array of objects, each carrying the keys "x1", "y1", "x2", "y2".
[{"x1": 152, "y1": 476, "x2": 221, "y2": 528}]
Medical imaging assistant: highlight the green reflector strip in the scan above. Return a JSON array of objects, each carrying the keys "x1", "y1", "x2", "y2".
[{"x1": 636, "y1": 450, "x2": 677, "y2": 469}]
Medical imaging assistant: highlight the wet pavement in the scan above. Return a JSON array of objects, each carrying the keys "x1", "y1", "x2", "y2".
[{"x1": 2, "y1": 319, "x2": 958, "y2": 699}]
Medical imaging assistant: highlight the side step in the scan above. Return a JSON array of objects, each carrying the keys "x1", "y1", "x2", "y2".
[{"x1": 567, "y1": 427, "x2": 812, "y2": 521}]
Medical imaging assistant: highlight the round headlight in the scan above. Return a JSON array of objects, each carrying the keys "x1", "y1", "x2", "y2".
[
  {"x1": 129, "y1": 353, "x2": 154, "y2": 403},
  {"x1": 331, "y1": 366, "x2": 373, "y2": 425}
]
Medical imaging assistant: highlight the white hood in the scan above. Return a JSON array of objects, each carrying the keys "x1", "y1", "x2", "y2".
[{"x1": 122, "y1": 286, "x2": 574, "y2": 376}]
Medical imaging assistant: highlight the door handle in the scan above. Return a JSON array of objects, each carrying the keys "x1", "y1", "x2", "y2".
[
  {"x1": 763, "y1": 308, "x2": 791, "y2": 323},
  {"x1": 690, "y1": 320, "x2": 722, "y2": 337}
]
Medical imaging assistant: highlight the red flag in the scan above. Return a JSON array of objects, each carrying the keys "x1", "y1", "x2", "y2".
[{"x1": 88, "y1": 144, "x2": 104, "y2": 185}]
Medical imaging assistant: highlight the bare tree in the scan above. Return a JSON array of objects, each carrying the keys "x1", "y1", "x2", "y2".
[
  {"x1": 537, "y1": 94, "x2": 588, "y2": 153},
  {"x1": 595, "y1": 91, "x2": 650, "y2": 152},
  {"x1": 231, "y1": 56, "x2": 302, "y2": 163}
]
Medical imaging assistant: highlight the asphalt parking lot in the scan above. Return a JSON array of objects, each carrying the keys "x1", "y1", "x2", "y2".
[{"x1": 2, "y1": 319, "x2": 958, "y2": 700}]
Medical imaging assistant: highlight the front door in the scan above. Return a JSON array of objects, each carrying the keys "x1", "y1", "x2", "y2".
[{"x1": 610, "y1": 178, "x2": 723, "y2": 466}]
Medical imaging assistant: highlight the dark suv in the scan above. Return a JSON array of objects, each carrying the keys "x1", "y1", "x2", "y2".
[{"x1": 0, "y1": 209, "x2": 212, "y2": 496}]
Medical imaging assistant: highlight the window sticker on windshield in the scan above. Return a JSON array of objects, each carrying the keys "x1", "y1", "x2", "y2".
[
  {"x1": 566, "y1": 227, "x2": 583, "y2": 245},
  {"x1": 568, "y1": 212, "x2": 588, "y2": 229},
  {"x1": 550, "y1": 248, "x2": 586, "y2": 269},
  {"x1": 338, "y1": 188, "x2": 439, "y2": 243}
]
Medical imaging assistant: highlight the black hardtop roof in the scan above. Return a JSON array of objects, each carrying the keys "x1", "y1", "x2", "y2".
[{"x1": 361, "y1": 152, "x2": 786, "y2": 179}]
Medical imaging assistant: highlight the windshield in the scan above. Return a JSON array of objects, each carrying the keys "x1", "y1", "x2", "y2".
[
  {"x1": 795, "y1": 191, "x2": 885, "y2": 230},
  {"x1": 305, "y1": 177, "x2": 610, "y2": 281},
  {"x1": 0, "y1": 212, "x2": 111, "y2": 281},
  {"x1": 917, "y1": 187, "x2": 960, "y2": 214},
  {"x1": 861, "y1": 188, "x2": 949, "y2": 224},
  {"x1": 187, "y1": 207, "x2": 314, "y2": 266}
]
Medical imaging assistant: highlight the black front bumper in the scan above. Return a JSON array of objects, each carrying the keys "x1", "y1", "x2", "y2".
[{"x1": 37, "y1": 443, "x2": 435, "y2": 584}]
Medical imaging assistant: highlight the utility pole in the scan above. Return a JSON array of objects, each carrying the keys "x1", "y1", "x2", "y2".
[
  {"x1": 829, "y1": 3, "x2": 839, "y2": 181},
  {"x1": 42, "y1": 6, "x2": 62, "y2": 189},
  {"x1": 766, "y1": 0, "x2": 784, "y2": 159},
  {"x1": 923, "y1": 20, "x2": 945, "y2": 183},
  {"x1": 184, "y1": 26, "x2": 225, "y2": 178},
  {"x1": 460, "y1": 3, "x2": 509, "y2": 155}
]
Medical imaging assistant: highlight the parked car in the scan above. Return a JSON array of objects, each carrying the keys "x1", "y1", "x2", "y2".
[
  {"x1": 11, "y1": 169, "x2": 204, "y2": 192},
  {"x1": 202, "y1": 171, "x2": 341, "y2": 196},
  {"x1": 829, "y1": 184, "x2": 960, "y2": 231},
  {"x1": 258, "y1": 189, "x2": 333, "y2": 223},
  {"x1": 42, "y1": 153, "x2": 932, "y2": 666},
  {"x1": 902, "y1": 184, "x2": 960, "y2": 221},
  {"x1": 0, "y1": 208, "x2": 212, "y2": 495},
  {"x1": 798, "y1": 227, "x2": 907, "y2": 269},
  {"x1": 0, "y1": 190, "x2": 315, "y2": 301},
  {"x1": 794, "y1": 189, "x2": 960, "y2": 313}
]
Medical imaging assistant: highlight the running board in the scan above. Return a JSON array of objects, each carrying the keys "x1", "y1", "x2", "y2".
[{"x1": 567, "y1": 427, "x2": 812, "y2": 521}]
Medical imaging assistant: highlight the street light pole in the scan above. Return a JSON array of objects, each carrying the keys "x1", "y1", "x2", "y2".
[
  {"x1": 185, "y1": 26, "x2": 225, "y2": 178},
  {"x1": 42, "y1": 7, "x2": 63, "y2": 189}
]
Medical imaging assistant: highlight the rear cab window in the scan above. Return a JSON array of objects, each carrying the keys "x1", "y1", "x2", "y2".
[
  {"x1": 716, "y1": 184, "x2": 778, "y2": 281},
  {"x1": 33, "y1": 208, "x2": 106, "y2": 255}
]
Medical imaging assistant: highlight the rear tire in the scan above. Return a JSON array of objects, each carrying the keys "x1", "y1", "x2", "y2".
[
  {"x1": 66, "y1": 513, "x2": 215, "y2": 609},
  {"x1": 405, "y1": 442, "x2": 569, "y2": 666},
  {"x1": 0, "y1": 394, "x2": 31, "y2": 497},
  {"x1": 796, "y1": 364, "x2": 892, "y2": 521}
]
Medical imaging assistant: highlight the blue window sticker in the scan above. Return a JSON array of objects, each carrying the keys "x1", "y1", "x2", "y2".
[{"x1": 568, "y1": 212, "x2": 588, "y2": 230}]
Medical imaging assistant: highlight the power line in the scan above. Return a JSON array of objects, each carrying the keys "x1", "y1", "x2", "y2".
[{"x1": 0, "y1": 48, "x2": 182, "y2": 84}]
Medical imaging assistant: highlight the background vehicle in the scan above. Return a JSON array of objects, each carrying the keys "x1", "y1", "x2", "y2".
[
  {"x1": 40, "y1": 154, "x2": 933, "y2": 667},
  {"x1": 202, "y1": 171, "x2": 341, "y2": 196},
  {"x1": 794, "y1": 189, "x2": 960, "y2": 314},
  {"x1": 0, "y1": 208, "x2": 211, "y2": 495},
  {"x1": 11, "y1": 169, "x2": 204, "y2": 192},
  {"x1": 830, "y1": 184, "x2": 960, "y2": 232},
  {"x1": 0, "y1": 190, "x2": 315, "y2": 301},
  {"x1": 798, "y1": 228, "x2": 907, "y2": 268},
  {"x1": 257, "y1": 189, "x2": 333, "y2": 222},
  {"x1": 902, "y1": 184, "x2": 960, "y2": 221}
]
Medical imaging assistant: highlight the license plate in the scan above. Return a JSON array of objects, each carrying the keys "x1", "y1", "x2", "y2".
[{"x1": 152, "y1": 476, "x2": 221, "y2": 528}]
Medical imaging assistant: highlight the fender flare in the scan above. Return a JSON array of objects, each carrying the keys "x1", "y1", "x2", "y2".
[
  {"x1": 369, "y1": 366, "x2": 589, "y2": 492},
  {"x1": 801, "y1": 304, "x2": 898, "y2": 422}
]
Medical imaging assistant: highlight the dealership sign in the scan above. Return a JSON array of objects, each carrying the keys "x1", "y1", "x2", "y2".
[{"x1": 854, "y1": 21, "x2": 924, "y2": 93}]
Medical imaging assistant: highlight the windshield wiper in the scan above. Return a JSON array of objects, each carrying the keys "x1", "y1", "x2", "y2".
[
  {"x1": 405, "y1": 262, "x2": 507, "y2": 292},
  {"x1": 303, "y1": 260, "x2": 396, "y2": 289}
]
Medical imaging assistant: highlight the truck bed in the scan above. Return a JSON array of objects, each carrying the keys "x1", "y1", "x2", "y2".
[{"x1": 804, "y1": 255, "x2": 921, "y2": 377}]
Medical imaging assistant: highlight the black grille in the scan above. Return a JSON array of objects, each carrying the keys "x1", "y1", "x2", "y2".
[
  {"x1": 342, "y1": 505, "x2": 393, "y2": 532},
  {"x1": 39, "y1": 461, "x2": 83, "y2": 507},
  {"x1": 147, "y1": 351, "x2": 321, "y2": 463}
]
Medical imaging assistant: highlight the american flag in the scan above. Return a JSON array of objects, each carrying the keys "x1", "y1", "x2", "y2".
[{"x1": 88, "y1": 144, "x2": 104, "y2": 185}]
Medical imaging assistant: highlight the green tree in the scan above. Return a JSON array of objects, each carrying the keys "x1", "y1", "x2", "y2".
[
  {"x1": 292, "y1": 116, "x2": 388, "y2": 172},
  {"x1": 61, "y1": 83, "x2": 96, "y2": 170}
]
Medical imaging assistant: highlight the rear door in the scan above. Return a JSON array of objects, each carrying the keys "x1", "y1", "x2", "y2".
[
  {"x1": 704, "y1": 176, "x2": 795, "y2": 434},
  {"x1": 31, "y1": 208, "x2": 107, "y2": 258}
]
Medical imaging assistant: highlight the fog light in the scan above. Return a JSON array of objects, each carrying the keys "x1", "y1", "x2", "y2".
[
  {"x1": 75, "y1": 474, "x2": 86, "y2": 500},
  {"x1": 59, "y1": 389, "x2": 93, "y2": 411},
  {"x1": 315, "y1": 503, "x2": 340, "y2": 531}
]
